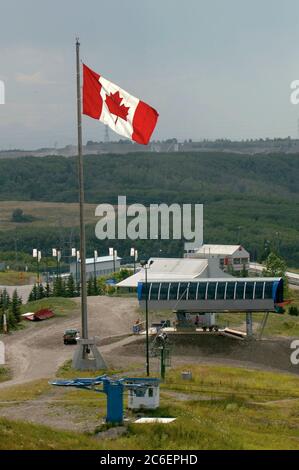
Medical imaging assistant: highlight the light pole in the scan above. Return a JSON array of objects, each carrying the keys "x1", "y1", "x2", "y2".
[
  {"x1": 33, "y1": 249, "x2": 42, "y2": 283},
  {"x1": 71, "y1": 248, "x2": 80, "y2": 284},
  {"x1": 109, "y1": 247, "x2": 117, "y2": 273},
  {"x1": 52, "y1": 248, "x2": 61, "y2": 279},
  {"x1": 93, "y1": 249, "x2": 98, "y2": 279},
  {"x1": 130, "y1": 247, "x2": 138, "y2": 273},
  {"x1": 140, "y1": 259, "x2": 154, "y2": 376}
]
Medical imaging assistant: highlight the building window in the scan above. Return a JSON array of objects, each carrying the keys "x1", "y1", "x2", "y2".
[
  {"x1": 226, "y1": 282, "x2": 235, "y2": 300},
  {"x1": 149, "y1": 283, "x2": 160, "y2": 300},
  {"x1": 207, "y1": 282, "x2": 217, "y2": 300},
  {"x1": 197, "y1": 283, "x2": 206, "y2": 300},
  {"x1": 264, "y1": 282, "x2": 273, "y2": 299},
  {"x1": 255, "y1": 282, "x2": 264, "y2": 299},
  {"x1": 236, "y1": 282, "x2": 245, "y2": 299},
  {"x1": 188, "y1": 283, "x2": 197, "y2": 300},
  {"x1": 245, "y1": 282, "x2": 254, "y2": 299},
  {"x1": 178, "y1": 283, "x2": 189, "y2": 300},
  {"x1": 216, "y1": 282, "x2": 226, "y2": 300},
  {"x1": 233, "y1": 258, "x2": 241, "y2": 265},
  {"x1": 169, "y1": 283, "x2": 179, "y2": 300},
  {"x1": 159, "y1": 283, "x2": 169, "y2": 300}
]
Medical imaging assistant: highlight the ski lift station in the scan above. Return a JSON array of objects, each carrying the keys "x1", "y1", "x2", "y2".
[
  {"x1": 137, "y1": 277, "x2": 284, "y2": 313},
  {"x1": 117, "y1": 256, "x2": 285, "y2": 338}
]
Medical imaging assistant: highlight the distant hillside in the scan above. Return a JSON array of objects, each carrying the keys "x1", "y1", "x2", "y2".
[
  {"x1": 0, "y1": 152, "x2": 298, "y2": 203},
  {"x1": 0, "y1": 152, "x2": 298, "y2": 265}
]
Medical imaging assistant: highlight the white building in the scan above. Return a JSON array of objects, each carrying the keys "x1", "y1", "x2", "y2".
[
  {"x1": 70, "y1": 255, "x2": 121, "y2": 280},
  {"x1": 186, "y1": 244, "x2": 250, "y2": 273},
  {"x1": 116, "y1": 257, "x2": 230, "y2": 288}
]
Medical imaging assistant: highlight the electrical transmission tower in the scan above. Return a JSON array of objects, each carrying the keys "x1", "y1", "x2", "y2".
[{"x1": 104, "y1": 125, "x2": 110, "y2": 143}]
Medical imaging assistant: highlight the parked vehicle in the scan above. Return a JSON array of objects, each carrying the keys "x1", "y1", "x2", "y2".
[{"x1": 63, "y1": 329, "x2": 80, "y2": 345}]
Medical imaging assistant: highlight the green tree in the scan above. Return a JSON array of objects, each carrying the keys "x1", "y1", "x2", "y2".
[
  {"x1": 92, "y1": 276, "x2": 99, "y2": 295},
  {"x1": 263, "y1": 252, "x2": 289, "y2": 296},
  {"x1": 87, "y1": 277, "x2": 94, "y2": 296},
  {"x1": 38, "y1": 283, "x2": 45, "y2": 299},
  {"x1": 262, "y1": 252, "x2": 287, "y2": 277},
  {"x1": 66, "y1": 274, "x2": 76, "y2": 298},
  {"x1": 45, "y1": 282, "x2": 52, "y2": 298},
  {"x1": 0, "y1": 289, "x2": 11, "y2": 331},
  {"x1": 97, "y1": 277, "x2": 107, "y2": 295},
  {"x1": 53, "y1": 276, "x2": 66, "y2": 297},
  {"x1": 28, "y1": 284, "x2": 38, "y2": 302},
  {"x1": 11, "y1": 289, "x2": 21, "y2": 323},
  {"x1": 76, "y1": 281, "x2": 80, "y2": 297}
]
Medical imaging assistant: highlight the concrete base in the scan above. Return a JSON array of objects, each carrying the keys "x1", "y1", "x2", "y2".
[{"x1": 72, "y1": 338, "x2": 107, "y2": 371}]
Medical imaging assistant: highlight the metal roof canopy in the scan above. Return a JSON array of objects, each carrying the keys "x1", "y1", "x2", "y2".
[
  {"x1": 196, "y1": 244, "x2": 248, "y2": 256},
  {"x1": 116, "y1": 257, "x2": 229, "y2": 288},
  {"x1": 137, "y1": 277, "x2": 284, "y2": 313}
]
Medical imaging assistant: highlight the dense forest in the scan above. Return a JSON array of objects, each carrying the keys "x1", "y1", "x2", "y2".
[{"x1": 0, "y1": 152, "x2": 298, "y2": 266}]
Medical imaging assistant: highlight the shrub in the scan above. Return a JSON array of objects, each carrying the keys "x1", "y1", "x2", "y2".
[{"x1": 288, "y1": 306, "x2": 299, "y2": 316}]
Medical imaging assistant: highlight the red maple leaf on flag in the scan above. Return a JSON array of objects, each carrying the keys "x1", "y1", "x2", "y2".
[{"x1": 105, "y1": 91, "x2": 130, "y2": 124}]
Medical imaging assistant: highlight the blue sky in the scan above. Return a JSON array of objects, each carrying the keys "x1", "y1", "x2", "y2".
[{"x1": 1, "y1": 0, "x2": 299, "y2": 148}]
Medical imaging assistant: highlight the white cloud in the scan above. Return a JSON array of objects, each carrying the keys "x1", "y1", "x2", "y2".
[{"x1": 15, "y1": 71, "x2": 56, "y2": 85}]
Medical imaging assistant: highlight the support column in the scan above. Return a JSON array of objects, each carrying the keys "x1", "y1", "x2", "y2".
[{"x1": 246, "y1": 312, "x2": 253, "y2": 338}]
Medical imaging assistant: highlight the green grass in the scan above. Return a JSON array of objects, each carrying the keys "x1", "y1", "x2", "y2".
[
  {"x1": 163, "y1": 365, "x2": 299, "y2": 401},
  {"x1": 1, "y1": 364, "x2": 299, "y2": 449},
  {"x1": 56, "y1": 359, "x2": 123, "y2": 379},
  {"x1": 0, "y1": 270, "x2": 35, "y2": 285},
  {"x1": 0, "y1": 367, "x2": 11, "y2": 383},
  {"x1": 0, "y1": 379, "x2": 51, "y2": 402},
  {"x1": 21, "y1": 297, "x2": 78, "y2": 318},
  {"x1": 0, "y1": 417, "x2": 101, "y2": 450},
  {"x1": 0, "y1": 201, "x2": 97, "y2": 232}
]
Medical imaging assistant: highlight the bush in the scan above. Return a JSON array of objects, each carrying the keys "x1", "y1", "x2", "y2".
[{"x1": 288, "y1": 306, "x2": 299, "y2": 316}]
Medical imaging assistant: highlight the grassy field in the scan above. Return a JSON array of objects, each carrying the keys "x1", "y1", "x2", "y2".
[
  {"x1": 0, "y1": 367, "x2": 11, "y2": 383},
  {"x1": 0, "y1": 270, "x2": 36, "y2": 285},
  {"x1": 0, "y1": 201, "x2": 98, "y2": 232},
  {"x1": 0, "y1": 364, "x2": 299, "y2": 449},
  {"x1": 0, "y1": 418, "x2": 101, "y2": 450}
]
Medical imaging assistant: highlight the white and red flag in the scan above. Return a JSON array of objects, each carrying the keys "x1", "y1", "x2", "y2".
[{"x1": 82, "y1": 64, "x2": 159, "y2": 145}]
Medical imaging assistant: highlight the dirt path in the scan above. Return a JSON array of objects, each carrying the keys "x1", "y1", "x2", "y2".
[
  {"x1": 0, "y1": 296, "x2": 139, "y2": 388},
  {"x1": 1, "y1": 293, "x2": 299, "y2": 390}
]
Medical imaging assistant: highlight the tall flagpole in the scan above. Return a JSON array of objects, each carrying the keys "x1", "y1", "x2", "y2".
[
  {"x1": 73, "y1": 38, "x2": 107, "y2": 370},
  {"x1": 76, "y1": 38, "x2": 88, "y2": 344}
]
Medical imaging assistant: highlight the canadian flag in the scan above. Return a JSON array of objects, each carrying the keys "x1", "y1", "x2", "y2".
[{"x1": 83, "y1": 64, "x2": 159, "y2": 145}]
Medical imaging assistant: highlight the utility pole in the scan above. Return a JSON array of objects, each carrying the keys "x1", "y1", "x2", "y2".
[
  {"x1": 76, "y1": 38, "x2": 88, "y2": 343},
  {"x1": 93, "y1": 249, "x2": 98, "y2": 279},
  {"x1": 140, "y1": 260, "x2": 154, "y2": 376},
  {"x1": 72, "y1": 38, "x2": 106, "y2": 370},
  {"x1": 145, "y1": 263, "x2": 149, "y2": 376}
]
